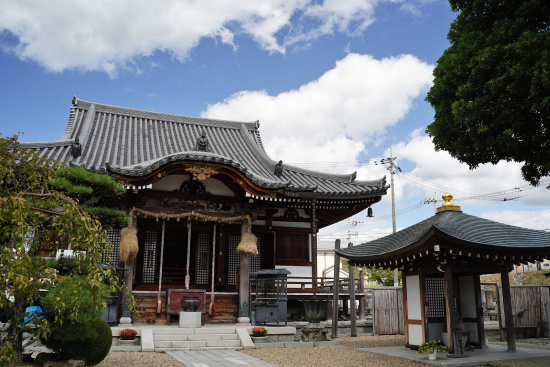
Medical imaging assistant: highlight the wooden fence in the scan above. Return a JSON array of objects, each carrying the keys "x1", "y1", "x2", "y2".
[
  {"x1": 372, "y1": 287, "x2": 404, "y2": 335},
  {"x1": 498, "y1": 285, "x2": 550, "y2": 335}
]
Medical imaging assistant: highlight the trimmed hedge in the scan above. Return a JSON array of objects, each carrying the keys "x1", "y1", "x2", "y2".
[{"x1": 41, "y1": 318, "x2": 112, "y2": 365}]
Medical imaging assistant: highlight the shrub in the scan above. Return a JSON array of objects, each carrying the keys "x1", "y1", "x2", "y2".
[{"x1": 41, "y1": 319, "x2": 112, "y2": 366}]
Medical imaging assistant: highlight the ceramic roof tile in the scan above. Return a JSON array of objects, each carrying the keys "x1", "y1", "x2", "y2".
[
  {"x1": 336, "y1": 210, "x2": 550, "y2": 261},
  {"x1": 20, "y1": 96, "x2": 388, "y2": 198}
]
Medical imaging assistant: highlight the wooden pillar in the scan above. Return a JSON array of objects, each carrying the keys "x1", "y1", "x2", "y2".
[
  {"x1": 331, "y1": 239, "x2": 340, "y2": 338},
  {"x1": 500, "y1": 267, "x2": 516, "y2": 352},
  {"x1": 474, "y1": 275, "x2": 486, "y2": 349},
  {"x1": 444, "y1": 265, "x2": 456, "y2": 354},
  {"x1": 348, "y1": 243, "x2": 356, "y2": 337},
  {"x1": 122, "y1": 217, "x2": 137, "y2": 304},
  {"x1": 402, "y1": 273, "x2": 409, "y2": 346},
  {"x1": 122, "y1": 260, "x2": 134, "y2": 303},
  {"x1": 359, "y1": 270, "x2": 365, "y2": 320},
  {"x1": 238, "y1": 220, "x2": 250, "y2": 324},
  {"x1": 311, "y1": 200, "x2": 318, "y2": 289}
]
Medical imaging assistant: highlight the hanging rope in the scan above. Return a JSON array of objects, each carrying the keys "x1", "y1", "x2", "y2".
[
  {"x1": 129, "y1": 207, "x2": 258, "y2": 257},
  {"x1": 156, "y1": 220, "x2": 166, "y2": 313},
  {"x1": 130, "y1": 207, "x2": 251, "y2": 225},
  {"x1": 185, "y1": 218, "x2": 192, "y2": 289},
  {"x1": 210, "y1": 222, "x2": 217, "y2": 316}
]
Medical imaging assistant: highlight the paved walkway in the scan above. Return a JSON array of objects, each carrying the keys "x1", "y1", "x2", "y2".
[
  {"x1": 360, "y1": 343, "x2": 550, "y2": 367},
  {"x1": 166, "y1": 350, "x2": 278, "y2": 367}
]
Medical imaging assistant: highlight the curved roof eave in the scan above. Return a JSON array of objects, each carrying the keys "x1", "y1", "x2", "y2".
[
  {"x1": 102, "y1": 151, "x2": 292, "y2": 190},
  {"x1": 336, "y1": 210, "x2": 550, "y2": 262}
]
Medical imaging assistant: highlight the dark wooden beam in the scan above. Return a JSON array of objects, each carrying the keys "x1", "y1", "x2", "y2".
[
  {"x1": 500, "y1": 267, "x2": 516, "y2": 352},
  {"x1": 238, "y1": 220, "x2": 250, "y2": 324},
  {"x1": 349, "y1": 242, "x2": 356, "y2": 337},
  {"x1": 474, "y1": 275, "x2": 486, "y2": 349},
  {"x1": 402, "y1": 272, "x2": 409, "y2": 346},
  {"x1": 444, "y1": 265, "x2": 455, "y2": 353},
  {"x1": 332, "y1": 239, "x2": 341, "y2": 339}
]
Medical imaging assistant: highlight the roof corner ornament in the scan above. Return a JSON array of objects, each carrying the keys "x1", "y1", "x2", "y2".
[
  {"x1": 350, "y1": 171, "x2": 357, "y2": 183},
  {"x1": 71, "y1": 138, "x2": 82, "y2": 158},
  {"x1": 195, "y1": 131, "x2": 209, "y2": 152},
  {"x1": 274, "y1": 160, "x2": 284, "y2": 177},
  {"x1": 72, "y1": 95, "x2": 78, "y2": 106}
]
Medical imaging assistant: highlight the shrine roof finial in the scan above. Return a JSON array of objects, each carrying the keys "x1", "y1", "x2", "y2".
[{"x1": 436, "y1": 192, "x2": 461, "y2": 213}]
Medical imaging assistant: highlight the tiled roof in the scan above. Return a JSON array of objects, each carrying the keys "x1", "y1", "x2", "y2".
[
  {"x1": 21, "y1": 96, "x2": 388, "y2": 198},
  {"x1": 336, "y1": 210, "x2": 550, "y2": 262}
]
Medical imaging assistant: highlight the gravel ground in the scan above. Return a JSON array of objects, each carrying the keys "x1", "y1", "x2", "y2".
[
  {"x1": 241, "y1": 335, "x2": 476, "y2": 367},
  {"x1": 27, "y1": 335, "x2": 550, "y2": 367},
  {"x1": 96, "y1": 351, "x2": 185, "y2": 367}
]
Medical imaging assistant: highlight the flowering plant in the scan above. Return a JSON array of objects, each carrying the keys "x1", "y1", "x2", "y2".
[
  {"x1": 417, "y1": 340, "x2": 446, "y2": 354},
  {"x1": 120, "y1": 328, "x2": 137, "y2": 340},
  {"x1": 251, "y1": 326, "x2": 267, "y2": 337},
  {"x1": 424, "y1": 299, "x2": 429, "y2": 307}
]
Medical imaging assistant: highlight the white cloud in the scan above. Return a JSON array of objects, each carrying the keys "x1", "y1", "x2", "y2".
[
  {"x1": 202, "y1": 53, "x2": 433, "y2": 171},
  {"x1": 0, "y1": 0, "x2": 433, "y2": 76},
  {"x1": 391, "y1": 130, "x2": 550, "y2": 207}
]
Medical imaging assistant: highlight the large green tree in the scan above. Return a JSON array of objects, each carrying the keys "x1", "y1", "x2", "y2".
[
  {"x1": 0, "y1": 134, "x2": 127, "y2": 364},
  {"x1": 426, "y1": 0, "x2": 550, "y2": 185}
]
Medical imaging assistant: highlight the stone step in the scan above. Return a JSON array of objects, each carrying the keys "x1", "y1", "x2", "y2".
[
  {"x1": 152, "y1": 327, "x2": 236, "y2": 335},
  {"x1": 155, "y1": 346, "x2": 243, "y2": 351},
  {"x1": 154, "y1": 340, "x2": 241, "y2": 348},
  {"x1": 154, "y1": 333, "x2": 238, "y2": 341}
]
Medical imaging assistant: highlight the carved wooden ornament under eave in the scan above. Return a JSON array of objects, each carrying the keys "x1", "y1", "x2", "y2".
[{"x1": 185, "y1": 164, "x2": 218, "y2": 180}]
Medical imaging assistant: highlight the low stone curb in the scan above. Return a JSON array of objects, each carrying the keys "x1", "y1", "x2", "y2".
[{"x1": 252, "y1": 340, "x2": 342, "y2": 348}]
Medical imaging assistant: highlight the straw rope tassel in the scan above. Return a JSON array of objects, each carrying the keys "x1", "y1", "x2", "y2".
[
  {"x1": 119, "y1": 226, "x2": 138, "y2": 263},
  {"x1": 210, "y1": 223, "x2": 217, "y2": 316},
  {"x1": 185, "y1": 218, "x2": 192, "y2": 289},
  {"x1": 236, "y1": 215, "x2": 258, "y2": 257},
  {"x1": 156, "y1": 220, "x2": 166, "y2": 314}
]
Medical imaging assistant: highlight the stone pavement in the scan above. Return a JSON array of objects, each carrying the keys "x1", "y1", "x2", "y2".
[
  {"x1": 360, "y1": 343, "x2": 550, "y2": 367},
  {"x1": 166, "y1": 350, "x2": 278, "y2": 367}
]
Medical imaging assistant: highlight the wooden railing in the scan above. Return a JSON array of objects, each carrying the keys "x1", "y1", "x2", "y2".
[{"x1": 249, "y1": 275, "x2": 364, "y2": 294}]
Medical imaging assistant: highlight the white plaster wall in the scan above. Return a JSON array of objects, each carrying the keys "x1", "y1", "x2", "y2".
[
  {"x1": 276, "y1": 265, "x2": 311, "y2": 288},
  {"x1": 459, "y1": 276, "x2": 479, "y2": 343},
  {"x1": 151, "y1": 175, "x2": 234, "y2": 197},
  {"x1": 273, "y1": 221, "x2": 311, "y2": 228},
  {"x1": 406, "y1": 275, "x2": 421, "y2": 320},
  {"x1": 273, "y1": 208, "x2": 310, "y2": 219},
  {"x1": 318, "y1": 251, "x2": 334, "y2": 277},
  {"x1": 464, "y1": 322, "x2": 479, "y2": 343},
  {"x1": 428, "y1": 323, "x2": 445, "y2": 342},
  {"x1": 202, "y1": 178, "x2": 234, "y2": 197},
  {"x1": 409, "y1": 324, "x2": 423, "y2": 346},
  {"x1": 459, "y1": 276, "x2": 476, "y2": 318},
  {"x1": 152, "y1": 174, "x2": 189, "y2": 191}
]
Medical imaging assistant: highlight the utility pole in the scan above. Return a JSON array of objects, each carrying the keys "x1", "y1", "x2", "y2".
[
  {"x1": 374, "y1": 150, "x2": 401, "y2": 286},
  {"x1": 387, "y1": 147, "x2": 399, "y2": 286}
]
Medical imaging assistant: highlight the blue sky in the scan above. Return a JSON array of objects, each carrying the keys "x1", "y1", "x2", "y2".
[{"x1": 1, "y1": 0, "x2": 549, "y2": 250}]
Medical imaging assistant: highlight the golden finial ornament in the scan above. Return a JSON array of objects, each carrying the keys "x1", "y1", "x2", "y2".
[{"x1": 436, "y1": 192, "x2": 461, "y2": 213}]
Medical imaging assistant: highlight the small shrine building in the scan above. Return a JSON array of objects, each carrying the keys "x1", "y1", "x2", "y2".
[{"x1": 336, "y1": 193, "x2": 550, "y2": 353}]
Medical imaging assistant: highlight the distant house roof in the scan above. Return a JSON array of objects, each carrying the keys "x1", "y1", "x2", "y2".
[
  {"x1": 21, "y1": 96, "x2": 388, "y2": 200},
  {"x1": 336, "y1": 194, "x2": 550, "y2": 271}
]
